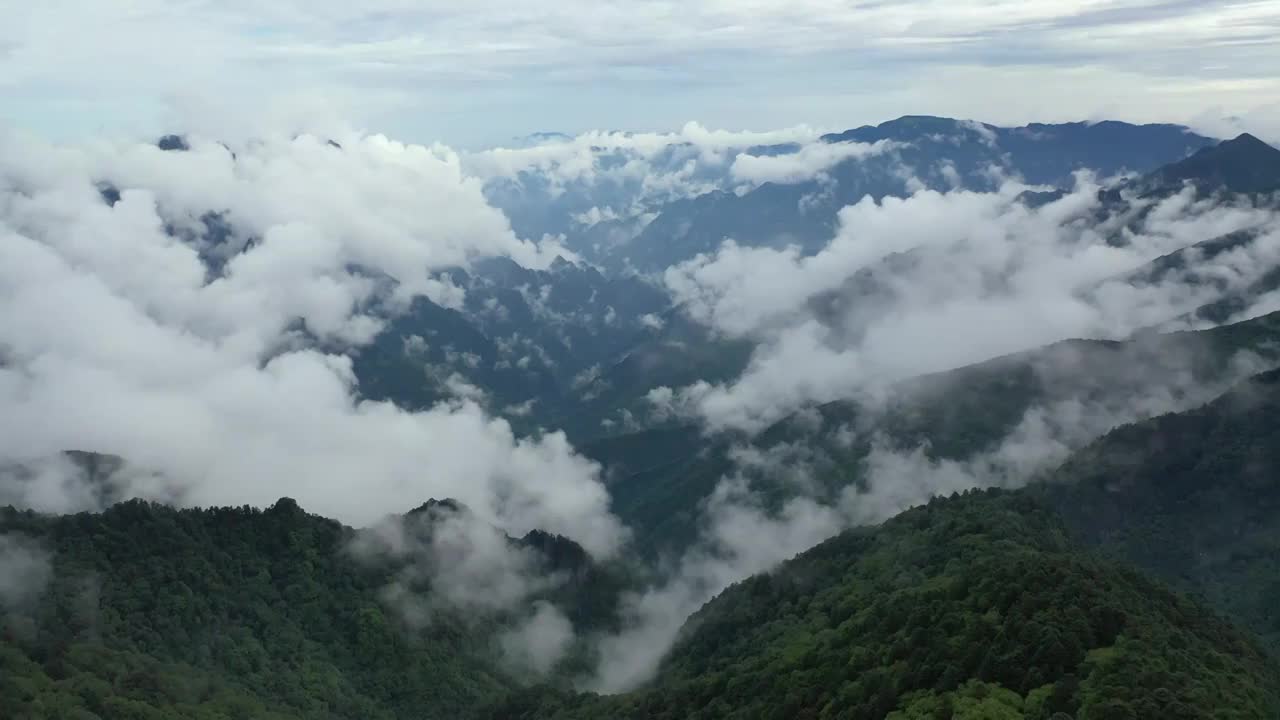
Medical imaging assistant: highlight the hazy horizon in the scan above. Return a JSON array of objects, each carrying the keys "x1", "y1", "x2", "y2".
[{"x1": 3, "y1": 2, "x2": 1279, "y2": 147}]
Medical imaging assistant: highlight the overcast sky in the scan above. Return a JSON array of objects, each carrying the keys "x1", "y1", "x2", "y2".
[{"x1": 2, "y1": 1, "x2": 1279, "y2": 147}]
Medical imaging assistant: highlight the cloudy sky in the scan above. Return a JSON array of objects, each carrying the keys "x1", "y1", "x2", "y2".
[{"x1": 3, "y1": 0, "x2": 1279, "y2": 146}]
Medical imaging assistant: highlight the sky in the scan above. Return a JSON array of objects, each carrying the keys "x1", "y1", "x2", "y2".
[{"x1": 2, "y1": 0, "x2": 1279, "y2": 147}]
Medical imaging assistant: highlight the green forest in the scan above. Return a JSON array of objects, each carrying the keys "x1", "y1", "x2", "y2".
[
  {"x1": 488, "y1": 491, "x2": 1279, "y2": 720},
  {"x1": 9, "y1": 361, "x2": 1280, "y2": 720}
]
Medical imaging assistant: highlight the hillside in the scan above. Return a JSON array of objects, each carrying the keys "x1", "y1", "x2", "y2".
[
  {"x1": 1034, "y1": 368, "x2": 1280, "y2": 654},
  {"x1": 590, "y1": 309, "x2": 1280, "y2": 554},
  {"x1": 7, "y1": 110, "x2": 1280, "y2": 720},
  {"x1": 0, "y1": 498, "x2": 621, "y2": 720},
  {"x1": 488, "y1": 491, "x2": 1280, "y2": 719},
  {"x1": 7, "y1": 490, "x2": 1277, "y2": 720},
  {"x1": 1141, "y1": 133, "x2": 1280, "y2": 196},
  {"x1": 8, "y1": 368, "x2": 1280, "y2": 718}
]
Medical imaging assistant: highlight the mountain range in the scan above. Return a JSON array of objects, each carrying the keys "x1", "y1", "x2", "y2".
[{"x1": 5, "y1": 115, "x2": 1280, "y2": 719}]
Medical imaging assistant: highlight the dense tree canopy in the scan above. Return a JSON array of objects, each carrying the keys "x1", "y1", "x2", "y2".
[
  {"x1": 1035, "y1": 368, "x2": 1280, "y2": 654},
  {"x1": 487, "y1": 491, "x2": 1279, "y2": 720},
  {"x1": 1, "y1": 498, "x2": 515, "y2": 719},
  {"x1": 8, "y1": 368, "x2": 1280, "y2": 719}
]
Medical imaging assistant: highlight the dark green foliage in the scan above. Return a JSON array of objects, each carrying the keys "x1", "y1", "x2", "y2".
[
  {"x1": 486, "y1": 491, "x2": 1279, "y2": 719},
  {"x1": 9, "y1": 319, "x2": 1280, "y2": 718},
  {"x1": 1034, "y1": 368, "x2": 1280, "y2": 654},
  {"x1": 582, "y1": 424, "x2": 739, "y2": 554},
  {"x1": 1, "y1": 641, "x2": 301, "y2": 719},
  {"x1": 0, "y1": 498, "x2": 511, "y2": 719}
]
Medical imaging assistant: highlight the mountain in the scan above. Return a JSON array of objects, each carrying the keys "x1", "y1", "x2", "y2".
[
  {"x1": 13, "y1": 115, "x2": 1280, "y2": 720},
  {"x1": 489, "y1": 490, "x2": 1280, "y2": 719},
  {"x1": 9, "y1": 333, "x2": 1280, "y2": 719},
  {"x1": 352, "y1": 292, "x2": 562, "y2": 416},
  {"x1": 1119, "y1": 229, "x2": 1260, "y2": 289},
  {"x1": 607, "y1": 117, "x2": 1215, "y2": 272},
  {"x1": 350, "y1": 256, "x2": 669, "y2": 430},
  {"x1": 0, "y1": 497, "x2": 622, "y2": 720},
  {"x1": 1034, "y1": 367, "x2": 1280, "y2": 654},
  {"x1": 555, "y1": 309, "x2": 756, "y2": 440},
  {"x1": 589, "y1": 309, "x2": 1280, "y2": 554},
  {"x1": 1092, "y1": 134, "x2": 1280, "y2": 324},
  {"x1": 7, "y1": 487, "x2": 1279, "y2": 719},
  {"x1": 823, "y1": 117, "x2": 1209, "y2": 185},
  {"x1": 1139, "y1": 133, "x2": 1280, "y2": 196},
  {"x1": 566, "y1": 132, "x2": 1280, "y2": 445},
  {"x1": 1112, "y1": 228, "x2": 1280, "y2": 328}
]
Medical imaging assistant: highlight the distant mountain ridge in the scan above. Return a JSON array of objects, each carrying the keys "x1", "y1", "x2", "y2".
[
  {"x1": 605, "y1": 116, "x2": 1215, "y2": 272},
  {"x1": 563, "y1": 130, "x2": 1280, "y2": 440},
  {"x1": 1140, "y1": 132, "x2": 1280, "y2": 196}
]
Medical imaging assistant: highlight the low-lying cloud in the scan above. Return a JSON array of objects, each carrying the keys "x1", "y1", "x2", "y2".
[
  {"x1": 593, "y1": 339, "x2": 1273, "y2": 690},
  {"x1": 469, "y1": 123, "x2": 829, "y2": 254},
  {"x1": 730, "y1": 139, "x2": 900, "y2": 185},
  {"x1": 0, "y1": 533, "x2": 52, "y2": 611},
  {"x1": 0, "y1": 128, "x2": 621, "y2": 557},
  {"x1": 659, "y1": 178, "x2": 1280, "y2": 431}
]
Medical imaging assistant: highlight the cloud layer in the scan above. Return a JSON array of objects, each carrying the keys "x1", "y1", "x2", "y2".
[
  {"x1": 659, "y1": 179, "x2": 1280, "y2": 431},
  {"x1": 0, "y1": 129, "x2": 620, "y2": 557},
  {"x1": 4, "y1": 2, "x2": 1278, "y2": 145}
]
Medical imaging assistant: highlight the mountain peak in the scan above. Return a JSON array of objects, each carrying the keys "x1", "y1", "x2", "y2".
[
  {"x1": 822, "y1": 115, "x2": 968, "y2": 143},
  {"x1": 1143, "y1": 131, "x2": 1280, "y2": 195},
  {"x1": 1215, "y1": 132, "x2": 1278, "y2": 156},
  {"x1": 1230, "y1": 131, "x2": 1266, "y2": 145},
  {"x1": 406, "y1": 497, "x2": 468, "y2": 517}
]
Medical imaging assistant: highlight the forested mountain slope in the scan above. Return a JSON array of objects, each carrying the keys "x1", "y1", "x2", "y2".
[
  {"x1": 589, "y1": 309, "x2": 1280, "y2": 554},
  {"x1": 489, "y1": 491, "x2": 1280, "y2": 720},
  {"x1": 9, "y1": 372, "x2": 1280, "y2": 719},
  {"x1": 1035, "y1": 367, "x2": 1280, "y2": 655},
  {"x1": 0, "y1": 498, "x2": 616, "y2": 720}
]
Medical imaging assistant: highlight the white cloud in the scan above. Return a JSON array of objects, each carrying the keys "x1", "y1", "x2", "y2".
[
  {"x1": 4, "y1": 2, "x2": 1279, "y2": 146},
  {"x1": 468, "y1": 122, "x2": 821, "y2": 182},
  {"x1": 639, "y1": 313, "x2": 665, "y2": 330},
  {"x1": 595, "y1": 342, "x2": 1271, "y2": 690},
  {"x1": 0, "y1": 128, "x2": 623, "y2": 558},
  {"x1": 0, "y1": 534, "x2": 52, "y2": 610},
  {"x1": 353, "y1": 508, "x2": 556, "y2": 612},
  {"x1": 467, "y1": 122, "x2": 825, "y2": 237},
  {"x1": 348, "y1": 502, "x2": 586, "y2": 679},
  {"x1": 500, "y1": 601, "x2": 575, "y2": 677},
  {"x1": 662, "y1": 179, "x2": 1280, "y2": 431},
  {"x1": 591, "y1": 473, "x2": 842, "y2": 692},
  {"x1": 730, "y1": 139, "x2": 899, "y2": 184}
]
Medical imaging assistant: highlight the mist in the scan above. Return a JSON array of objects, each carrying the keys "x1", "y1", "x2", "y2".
[
  {"x1": 0, "y1": 128, "x2": 629, "y2": 557},
  {"x1": 657, "y1": 178, "x2": 1280, "y2": 432},
  {"x1": 589, "y1": 339, "x2": 1274, "y2": 690},
  {"x1": 0, "y1": 534, "x2": 51, "y2": 611},
  {"x1": 582, "y1": 161, "x2": 1280, "y2": 689},
  {"x1": 4, "y1": 119, "x2": 1278, "y2": 703}
]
